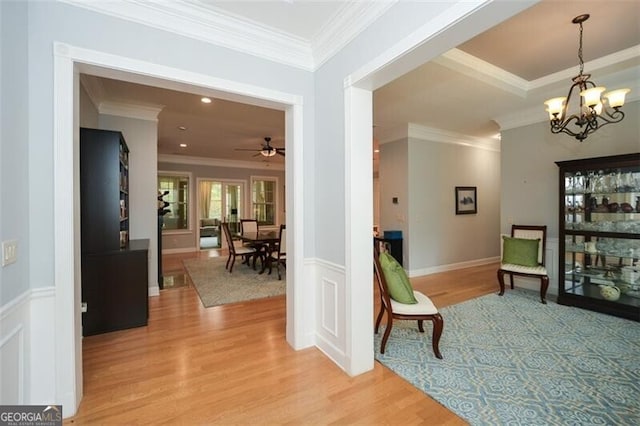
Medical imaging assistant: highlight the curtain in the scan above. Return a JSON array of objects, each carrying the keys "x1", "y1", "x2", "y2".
[{"x1": 199, "y1": 181, "x2": 212, "y2": 218}]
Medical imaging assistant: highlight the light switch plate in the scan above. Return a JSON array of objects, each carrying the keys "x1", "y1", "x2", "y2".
[{"x1": 2, "y1": 240, "x2": 17, "y2": 266}]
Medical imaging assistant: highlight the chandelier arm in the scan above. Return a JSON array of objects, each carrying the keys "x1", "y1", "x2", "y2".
[
  {"x1": 544, "y1": 14, "x2": 629, "y2": 142},
  {"x1": 599, "y1": 108, "x2": 625, "y2": 123},
  {"x1": 552, "y1": 79, "x2": 587, "y2": 124}
]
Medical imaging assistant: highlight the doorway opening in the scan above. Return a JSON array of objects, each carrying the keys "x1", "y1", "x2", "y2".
[
  {"x1": 197, "y1": 179, "x2": 245, "y2": 249},
  {"x1": 54, "y1": 43, "x2": 306, "y2": 415}
]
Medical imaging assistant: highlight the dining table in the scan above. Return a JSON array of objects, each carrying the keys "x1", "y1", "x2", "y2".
[{"x1": 237, "y1": 230, "x2": 280, "y2": 274}]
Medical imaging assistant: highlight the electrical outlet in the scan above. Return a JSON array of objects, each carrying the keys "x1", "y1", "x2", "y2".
[{"x1": 2, "y1": 240, "x2": 17, "y2": 266}]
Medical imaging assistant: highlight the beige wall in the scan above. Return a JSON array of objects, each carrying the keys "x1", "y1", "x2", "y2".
[
  {"x1": 501, "y1": 100, "x2": 639, "y2": 239},
  {"x1": 408, "y1": 138, "x2": 500, "y2": 274},
  {"x1": 379, "y1": 137, "x2": 500, "y2": 274}
]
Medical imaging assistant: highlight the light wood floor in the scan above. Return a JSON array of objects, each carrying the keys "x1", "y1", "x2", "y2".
[{"x1": 66, "y1": 251, "x2": 499, "y2": 425}]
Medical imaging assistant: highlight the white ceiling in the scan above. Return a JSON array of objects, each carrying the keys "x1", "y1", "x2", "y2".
[{"x1": 78, "y1": 0, "x2": 640, "y2": 164}]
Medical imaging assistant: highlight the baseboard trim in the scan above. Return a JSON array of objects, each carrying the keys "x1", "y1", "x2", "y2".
[{"x1": 408, "y1": 256, "x2": 500, "y2": 277}]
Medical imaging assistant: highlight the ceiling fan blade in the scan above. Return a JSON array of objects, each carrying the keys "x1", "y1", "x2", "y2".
[
  {"x1": 277, "y1": 150, "x2": 285, "y2": 156},
  {"x1": 234, "y1": 148, "x2": 261, "y2": 152}
]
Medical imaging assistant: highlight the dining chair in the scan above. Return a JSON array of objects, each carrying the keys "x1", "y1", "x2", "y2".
[
  {"x1": 373, "y1": 246, "x2": 443, "y2": 358},
  {"x1": 268, "y1": 224, "x2": 286, "y2": 280},
  {"x1": 240, "y1": 219, "x2": 264, "y2": 268},
  {"x1": 240, "y1": 219, "x2": 258, "y2": 234},
  {"x1": 221, "y1": 222, "x2": 256, "y2": 273},
  {"x1": 497, "y1": 224, "x2": 549, "y2": 304}
]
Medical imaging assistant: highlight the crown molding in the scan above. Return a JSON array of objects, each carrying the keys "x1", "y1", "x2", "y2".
[
  {"x1": 408, "y1": 123, "x2": 500, "y2": 152},
  {"x1": 79, "y1": 74, "x2": 105, "y2": 110},
  {"x1": 378, "y1": 123, "x2": 500, "y2": 151},
  {"x1": 376, "y1": 125, "x2": 409, "y2": 145},
  {"x1": 98, "y1": 101, "x2": 164, "y2": 121},
  {"x1": 158, "y1": 154, "x2": 284, "y2": 171},
  {"x1": 494, "y1": 104, "x2": 547, "y2": 132},
  {"x1": 312, "y1": 1, "x2": 397, "y2": 69},
  {"x1": 59, "y1": 0, "x2": 394, "y2": 72},
  {"x1": 434, "y1": 48, "x2": 529, "y2": 97},
  {"x1": 60, "y1": 0, "x2": 313, "y2": 70}
]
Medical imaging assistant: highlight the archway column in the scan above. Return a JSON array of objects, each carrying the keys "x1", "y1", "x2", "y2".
[{"x1": 344, "y1": 85, "x2": 374, "y2": 375}]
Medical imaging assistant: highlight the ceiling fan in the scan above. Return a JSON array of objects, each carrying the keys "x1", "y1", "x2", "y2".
[{"x1": 235, "y1": 137, "x2": 285, "y2": 157}]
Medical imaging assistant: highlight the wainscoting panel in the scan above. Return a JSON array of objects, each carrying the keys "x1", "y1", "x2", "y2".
[
  {"x1": 0, "y1": 287, "x2": 57, "y2": 406},
  {"x1": 0, "y1": 292, "x2": 28, "y2": 404},
  {"x1": 313, "y1": 258, "x2": 348, "y2": 371},
  {"x1": 321, "y1": 278, "x2": 338, "y2": 336},
  {"x1": 28, "y1": 288, "x2": 57, "y2": 404}
]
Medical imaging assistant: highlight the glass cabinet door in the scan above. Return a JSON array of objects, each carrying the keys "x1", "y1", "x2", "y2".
[{"x1": 557, "y1": 153, "x2": 640, "y2": 321}]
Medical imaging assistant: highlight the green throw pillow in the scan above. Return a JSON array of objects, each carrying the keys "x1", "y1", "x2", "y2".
[
  {"x1": 502, "y1": 236, "x2": 540, "y2": 267},
  {"x1": 379, "y1": 252, "x2": 418, "y2": 304}
]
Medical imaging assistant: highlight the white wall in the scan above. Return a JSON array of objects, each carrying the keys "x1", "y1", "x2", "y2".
[{"x1": 100, "y1": 114, "x2": 159, "y2": 295}]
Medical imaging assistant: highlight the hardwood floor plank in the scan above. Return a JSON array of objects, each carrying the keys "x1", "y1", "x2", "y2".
[{"x1": 66, "y1": 250, "x2": 499, "y2": 425}]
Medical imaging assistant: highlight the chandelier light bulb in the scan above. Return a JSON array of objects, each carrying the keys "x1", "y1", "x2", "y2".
[
  {"x1": 544, "y1": 97, "x2": 566, "y2": 119},
  {"x1": 604, "y1": 88, "x2": 630, "y2": 108},
  {"x1": 543, "y1": 14, "x2": 630, "y2": 142},
  {"x1": 580, "y1": 87, "x2": 605, "y2": 109}
]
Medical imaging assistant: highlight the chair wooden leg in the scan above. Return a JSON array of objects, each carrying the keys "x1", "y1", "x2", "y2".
[
  {"x1": 374, "y1": 305, "x2": 385, "y2": 334},
  {"x1": 226, "y1": 255, "x2": 231, "y2": 270},
  {"x1": 380, "y1": 312, "x2": 393, "y2": 354},
  {"x1": 497, "y1": 269, "x2": 506, "y2": 296},
  {"x1": 509, "y1": 273, "x2": 514, "y2": 289},
  {"x1": 540, "y1": 275, "x2": 549, "y2": 304},
  {"x1": 229, "y1": 257, "x2": 236, "y2": 273},
  {"x1": 431, "y1": 313, "x2": 444, "y2": 359},
  {"x1": 417, "y1": 319, "x2": 424, "y2": 333}
]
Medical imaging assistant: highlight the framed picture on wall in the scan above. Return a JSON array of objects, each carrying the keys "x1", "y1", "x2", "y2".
[{"x1": 455, "y1": 186, "x2": 477, "y2": 215}]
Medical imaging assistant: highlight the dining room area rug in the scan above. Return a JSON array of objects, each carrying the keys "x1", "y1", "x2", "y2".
[
  {"x1": 183, "y1": 257, "x2": 285, "y2": 308},
  {"x1": 374, "y1": 288, "x2": 640, "y2": 425}
]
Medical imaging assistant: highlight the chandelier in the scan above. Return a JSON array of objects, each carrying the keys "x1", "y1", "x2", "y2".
[{"x1": 544, "y1": 14, "x2": 630, "y2": 142}]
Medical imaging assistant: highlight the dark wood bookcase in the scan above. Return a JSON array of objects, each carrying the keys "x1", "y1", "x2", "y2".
[{"x1": 80, "y1": 128, "x2": 149, "y2": 336}]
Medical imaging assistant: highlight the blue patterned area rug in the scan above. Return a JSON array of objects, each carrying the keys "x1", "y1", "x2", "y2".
[{"x1": 374, "y1": 289, "x2": 640, "y2": 425}]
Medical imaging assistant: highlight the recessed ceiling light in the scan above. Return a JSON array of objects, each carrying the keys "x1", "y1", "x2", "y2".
[
  {"x1": 179, "y1": 143, "x2": 187, "y2": 148},
  {"x1": 374, "y1": 149, "x2": 380, "y2": 153},
  {"x1": 201, "y1": 97, "x2": 212, "y2": 104},
  {"x1": 178, "y1": 126, "x2": 187, "y2": 131}
]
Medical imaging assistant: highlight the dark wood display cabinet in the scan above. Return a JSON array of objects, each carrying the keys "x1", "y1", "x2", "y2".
[
  {"x1": 80, "y1": 128, "x2": 149, "y2": 336},
  {"x1": 556, "y1": 153, "x2": 640, "y2": 321}
]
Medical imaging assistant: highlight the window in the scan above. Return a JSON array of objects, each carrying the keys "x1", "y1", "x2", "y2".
[
  {"x1": 158, "y1": 173, "x2": 190, "y2": 231},
  {"x1": 251, "y1": 177, "x2": 277, "y2": 226}
]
